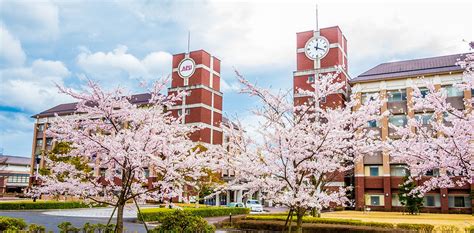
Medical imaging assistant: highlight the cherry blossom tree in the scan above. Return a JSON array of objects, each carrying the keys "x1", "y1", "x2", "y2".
[
  {"x1": 220, "y1": 69, "x2": 383, "y2": 232},
  {"x1": 33, "y1": 80, "x2": 214, "y2": 232},
  {"x1": 388, "y1": 45, "x2": 473, "y2": 195}
]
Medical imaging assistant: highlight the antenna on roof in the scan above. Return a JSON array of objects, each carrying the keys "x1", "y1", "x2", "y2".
[
  {"x1": 315, "y1": 4, "x2": 319, "y2": 31},
  {"x1": 187, "y1": 30, "x2": 191, "y2": 54}
]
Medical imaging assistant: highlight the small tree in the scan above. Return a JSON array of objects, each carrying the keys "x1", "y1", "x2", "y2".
[
  {"x1": 33, "y1": 80, "x2": 215, "y2": 232},
  {"x1": 398, "y1": 175, "x2": 423, "y2": 215}
]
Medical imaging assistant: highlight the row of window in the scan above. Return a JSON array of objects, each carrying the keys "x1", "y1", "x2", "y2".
[
  {"x1": 366, "y1": 194, "x2": 471, "y2": 208},
  {"x1": 367, "y1": 113, "x2": 436, "y2": 128},
  {"x1": 6, "y1": 174, "x2": 29, "y2": 183},
  {"x1": 364, "y1": 165, "x2": 441, "y2": 177},
  {"x1": 361, "y1": 86, "x2": 465, "y2": 104}
]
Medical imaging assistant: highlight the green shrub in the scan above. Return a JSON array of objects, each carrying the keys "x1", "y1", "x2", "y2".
[
  {"x1": 0, "y1": 201, "x2": 103, "y2": 210},
  {"x1": 58, "y1": 222, "x2": 81, "y2": 233},
  {"x1": 0, "y1": 216, "x2": 27, "y2": 231},
  {"x1": 139, "y1": 207, "x2": 250, "y2": 222},
  {"x1": 245, "y1": 215, "x2": 395, "y2": 229},
  {"x1": 465, "y1": 225, "x2": 474, "y2": 233},
  {"x1": 397, "y1": 223, "x2": 434, "y2": 232},
  {"x1": 149, "y1": 210, "x2": 215, "y2": 232},
  {"x1": 28, "y1": 223, "x2": 46, "y2": 233}
]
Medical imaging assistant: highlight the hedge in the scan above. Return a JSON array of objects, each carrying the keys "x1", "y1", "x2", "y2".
[
  {"x1": 235, "y1": 220, "x2": 399, "y2": 233},
  {"x1": 0, "y1": 216, "x2": 27, "y2": 231},
  {"x1": 397, "y1": 223, "x2": 434, "y2": 232},
  {"x1": 245, "y1": 215, "x2": 395, "y2": 228},
  {"x1": 139, "y1": 207, "x2": 250, "y2": 222},
  {"x1": 0, "y1": 201, "x2": 101, "y2": 210}
]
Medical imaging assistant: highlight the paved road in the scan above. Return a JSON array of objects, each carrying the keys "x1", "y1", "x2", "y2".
[
  {"x1": 0, "y1": 206, "x2": 288, "y2": 232},
  {"x1": 0, "y1": 209, "x2": 147, "y2": 232}
]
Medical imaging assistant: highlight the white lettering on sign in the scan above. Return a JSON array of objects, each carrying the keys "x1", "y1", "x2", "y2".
[{"x1": 178, "y1": 58, "x2": 195, "y2": 78}]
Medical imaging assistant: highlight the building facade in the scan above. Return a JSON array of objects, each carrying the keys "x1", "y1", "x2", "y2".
[
  {"x1": 351, "y1": 54, "x2": 473, "y2": 213},
  {"x1": 0, "y1": 155, "x2": 30, "y2": 195}
]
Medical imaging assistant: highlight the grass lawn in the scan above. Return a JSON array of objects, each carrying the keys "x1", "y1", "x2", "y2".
[{"x1": 321, "y1": 210, "x2": 474, "y2": 229}]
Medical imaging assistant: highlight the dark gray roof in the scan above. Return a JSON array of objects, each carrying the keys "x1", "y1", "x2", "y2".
[
  {"x1": 0, "y1": 155, "x2": 30, "y2": 166},
  {"x1": 33, "y1": 93, "x2": 152, "y2": 118},
  {"x1": 351, "y1": 53, "x2": 466, "y2": 83}
]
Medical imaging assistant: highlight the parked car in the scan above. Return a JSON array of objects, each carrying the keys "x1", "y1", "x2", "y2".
[
  {"x1": 227, "y1": 202, "x2": 244, "y2": 208},
  {"x1": 245, "y1": 199, "x2": 263, "y2": 212}
]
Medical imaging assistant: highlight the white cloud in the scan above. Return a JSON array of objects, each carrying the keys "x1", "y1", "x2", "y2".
[
  {"x1": 0, "y1": 25, "x2": 26, "y2": 66},
  {"x1": 76, "y1": 45, "x2": 172, "y2": 84},
  {"x1": 115, "y1": 0, "x2": 472, "y2": 76},
  {"x1": 0, "y1": 59, "x2": 72, "y2": 112},
  {"x1": 0, "y1": 0, "x2": 59, "y2": 42},
  {"x1": 0, "y1": 112, "x2": 34, "y2": 156}
]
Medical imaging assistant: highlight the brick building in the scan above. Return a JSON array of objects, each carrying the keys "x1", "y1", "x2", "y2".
[
  {"x1": 293, "y1": 25, "x2": 472, "y2": 213},
  {"x1": 0, "y1": 155, "x2": 30, "y2": 195},
  {"x1": 351, "y1": 54, "x2": 473, "y2": 213}
]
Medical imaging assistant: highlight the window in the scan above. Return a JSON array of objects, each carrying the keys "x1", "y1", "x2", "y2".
[
  {"x1": 415, "y1": 113, "x2": 433, "y2": 125},
  {"x1": 37, "y1": 124, "x2": 45, "y2": 132},
  {"x1": 36, "y1": 139, "x2": 43, "y2": 147},
  {"x1": 46, "y1": 138, "x2": 53, "y2": 146},
  {"x1": 426, "y1": 169, "x2": 440, "y2": 177},
  {"x1": 7, "y1": 174, "x2": 29, "y2": 183},
  {"x1": 144, "y1": 168, "x2": 150, "y2": 178},
  {"x1": 389, "y1": 115, "x2": 407, "y2": 127},
  {"x1": 367, "y1": 120, "x2": 379, "y2": 128},
  {"x1": 370, "y1": 196, "x2": 380, "y2": 206},
  {"x1": 392, "y1": 194, "x2": 402, "y2": 206},
  {"x1": 387, "y1": 90, "x2": 407, "y2": 102},
  {"x1": 365, "y1": 165, "x2": 381, "y2": 176},
  {"x1": 100, "y1": 168, "x2": 106, "y2": 177},
  {"x1": 320, "y1": 96, "x2": 326, "y2": 103},
  {"x1": 424, "y1": 195, "x2": 441, "y2": 207},
  {"x1": 448, "y1": 195, "x2": 471, "y2": 208},
  {"x1": 307, "y1": 76, "x2": 314, "y2": 83},
  {"x1": 390, "y1": 165, "x2": 408, "y2": 177},
  {"x1": 361, "y1": 92, "x2": 378, "y2": 104},
  {"x1": 444, "y1": 86, "x2": 463, "y2": 97},
  {"x1": 419, "y1": 88, "x2": 430, "y2": 98}
]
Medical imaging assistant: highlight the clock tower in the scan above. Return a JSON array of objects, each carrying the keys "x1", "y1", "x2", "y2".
[
  {"x1": 168, "y1": 50, "x2": 223, "y2": 145},
  {"x1": 293, "y1": 26, "x2": 349, "y2": 108}
]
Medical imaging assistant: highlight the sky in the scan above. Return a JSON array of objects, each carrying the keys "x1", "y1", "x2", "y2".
[{"x1": 0, "y1": 0, "x2": 473, "y2": 157}]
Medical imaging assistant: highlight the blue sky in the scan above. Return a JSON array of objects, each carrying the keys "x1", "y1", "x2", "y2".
[{"x1": 0, "y1": 0, "x2": 472, "y2": 157}]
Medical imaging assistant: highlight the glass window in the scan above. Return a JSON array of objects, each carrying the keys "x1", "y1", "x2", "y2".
[
  {"x1": 37, "y1": 124, "x2": 45, "y2": 132},
  {"x1": 308, "y1": 76, "x2": 314, "y2": 83},
  {"x1": 419, "y1": 88, "x2": 430, "y2": 98},
  {"x1": 370, "y1": 196, "x2": 380, "y2": 206},
  {"x1": 448, "y1": 196, "x2": 471, "y2": 208},
  {"x1": 444, "y1": 86, "x2": 464, "y2": 97},
  {"x1": 392, "y1": 194, "x2": 402, "y2": 206},
  {"x1": 370, "y1": 167, "x2": 379, "y2": 176},
  {"x1": 365, "y1": 166, "x2": 381, "y2": 176},
  {"x1": 390, "y1": 165, "x2": 408, "y2": 177},
  {"x1": 367, "y1": 120, "x2": 379, "y2": 128},
  {"x1": 46, "y1": 138, "x2": 53, "y2": 146},
  {"x1": 415, "y1": 114, "x2": 433, "y2": 125},
  {"x1": 361, "y1": 92, "x2": 378, "y2": 104},
  {"x1": 387, "y1": 90, "x2": 407, "y2": 102},
  {"x1": 100, "y1": 168, "x2": 106, "y2": 177},
  {"x1": 7, "y1": 174, "x2": 29, "y2": 183},
  {"x1": 424, "y1": 195, "x2": 441, "y2": 207},
  {"x1": 426, "y1": 169, "x2": 440, "y2": 177},
  {"x1": 144, "y1": 168, "x2": 150, "y2": 178},
  {"x1": 36, "y1": 139, "x2": 43, "y2": 147},
  {"x1": 389, "y1": 115, "x2": 407, "y2": 127}
]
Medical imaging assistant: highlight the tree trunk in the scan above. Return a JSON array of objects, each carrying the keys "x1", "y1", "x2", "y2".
[
  {"x1": 296, "y1": 207, "x2": 305, "y2": 233},
  {"x1": 116, "y1": 202, "x2": 125, "y2": 233}
]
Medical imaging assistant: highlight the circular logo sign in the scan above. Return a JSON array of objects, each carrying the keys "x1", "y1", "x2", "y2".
[{"x1": 177, "y1": 58, "x2": 196, "y2": 78}]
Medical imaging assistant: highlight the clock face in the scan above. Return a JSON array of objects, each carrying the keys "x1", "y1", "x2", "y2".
[{"x1": 304, "y1": 36, "x2": 330, "y2": 60}]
